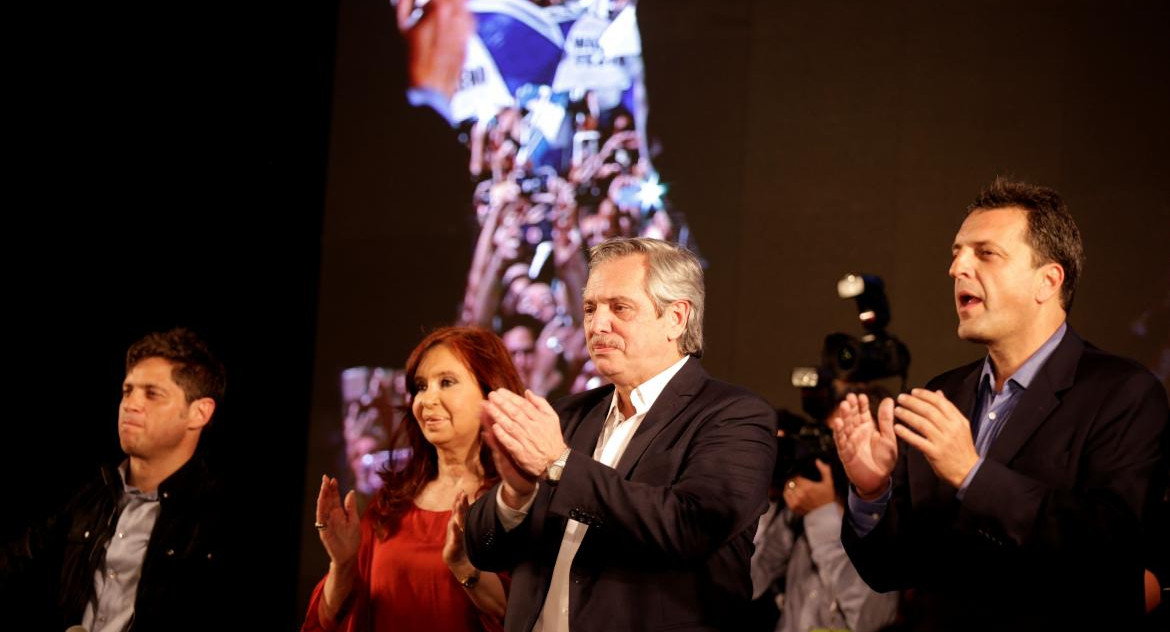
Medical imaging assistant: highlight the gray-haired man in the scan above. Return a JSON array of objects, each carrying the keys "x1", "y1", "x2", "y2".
[{"x1": 466, "y1": 237, "x2": 778, "y2": 632}]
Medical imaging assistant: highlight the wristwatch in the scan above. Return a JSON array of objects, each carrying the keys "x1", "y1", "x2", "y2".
[
  {"x1": 546, "y1": 447, "x2": 572, "y2": 485},
  {"x1": 460, "y1": 568, "x2": 481, "y2": 589}
]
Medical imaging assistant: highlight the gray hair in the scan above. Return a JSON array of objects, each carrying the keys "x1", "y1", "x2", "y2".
[{"x1": 588, "y1": 237, "x2": 705, "y2": 356}]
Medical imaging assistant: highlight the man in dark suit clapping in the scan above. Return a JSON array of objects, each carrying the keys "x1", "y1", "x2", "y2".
[
  {"x1": 831, "y1": 178, "x2": 1169, "y2": 631},
  {"x1": 466, "y1": 236, "x2": 777, "y2": 632}
]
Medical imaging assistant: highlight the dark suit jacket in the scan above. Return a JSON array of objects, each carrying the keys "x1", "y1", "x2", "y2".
[
  {"x1": 843, "y1": 328, "x2": 1170, "y2": 631},
  {"x1": 466, "y1": 358, "x2": 777, "y2": 631}
]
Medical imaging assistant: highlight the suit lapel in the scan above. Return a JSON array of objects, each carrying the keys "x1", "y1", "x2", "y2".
[
  {"x1": 986, "y1": 329, "x2": 1083, "y2": 464},
  {"x1": 955, "y1": 365, "x2": 982, "y2": 421},
  {"x1": 565, "y1": 388, "x2": 613, "y2": 455},
  {"x1": 615, "y1": 358, "x2": 704, "y2": 478}
]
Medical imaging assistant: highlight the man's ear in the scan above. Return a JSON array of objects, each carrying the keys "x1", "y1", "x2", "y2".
[
  {"x1": 1036, "y1": 262, "x2": 1065, "y2": 306},
  {"x1": 665, "y1": 300, "x2": 690, "y2": 342},
  {"x1": 187, "y1": 397, "x2": 216, "y2": 430}
]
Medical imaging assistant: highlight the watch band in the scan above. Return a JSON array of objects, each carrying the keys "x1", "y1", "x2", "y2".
[
  {"x1": 546, "y1": 447, "x2": 572, "y2": 485},
  {"x1": 460, "y1": 568, "x2": 481, "y2": 589}
]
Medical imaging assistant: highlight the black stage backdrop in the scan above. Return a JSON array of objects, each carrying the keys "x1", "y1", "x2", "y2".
[{"x1": 6, "y1": 1, "x2": 337, "y2": 628}]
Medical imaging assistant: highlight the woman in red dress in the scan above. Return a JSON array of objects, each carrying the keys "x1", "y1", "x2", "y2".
[{"x1": 304, "y1": 327, "x2": 524, "y2": 631}]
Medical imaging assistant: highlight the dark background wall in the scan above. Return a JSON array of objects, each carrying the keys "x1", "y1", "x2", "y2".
[
  {"x1": 6, "y1": 0, "x2": 1167, "y2": 626},
  {"x1": 7, "y1": 1, "x2": 336, "y2": 628},
  {"x1": 636, "y1": 0, "x2": 1170, "y2": 404}
]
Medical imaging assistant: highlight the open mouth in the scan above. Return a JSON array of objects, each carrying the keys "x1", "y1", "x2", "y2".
[{"x1": 958, "y1": 291, "x2": 983, "y2": 308}]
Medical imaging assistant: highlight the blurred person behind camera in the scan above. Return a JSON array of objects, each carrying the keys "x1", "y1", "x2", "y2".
[{"x1": 751, "y1": 393, "x2": 899, "y2": 632}]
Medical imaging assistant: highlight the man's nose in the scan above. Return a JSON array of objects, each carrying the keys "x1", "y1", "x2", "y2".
[
  {"x1": 949, "y1": 250, "x2": 971, "y2": 278},
  {"x1": 587, "y1": 307, "x2": 611, "y2": 335},
  {"x1": 122, "y1": 390, "x2": 144, "y2": 410}
]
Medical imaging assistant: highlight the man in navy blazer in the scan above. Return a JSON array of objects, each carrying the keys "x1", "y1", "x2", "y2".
[
  {"x1": 831, "y1": 178, "x2": 1169, "y2": 631},
  {"x1": 465, "y1": 237, "x2": 777, "y2": 631}
]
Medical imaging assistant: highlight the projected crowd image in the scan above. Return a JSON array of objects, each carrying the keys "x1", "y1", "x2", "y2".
[{"x1": 339, "y1": 0, "x2": 702, "y2": 496}]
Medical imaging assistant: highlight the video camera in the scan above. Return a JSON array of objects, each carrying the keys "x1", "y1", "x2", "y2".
[
  {"x1": 791, "y1": 273, "x2": 910, "y2": 423},
  {"x1": 773, "y1": 409, "x2": 838, "y2": 484},
  {"x1": 775, "y1": 274, "x2": 910, "y2": 486}
]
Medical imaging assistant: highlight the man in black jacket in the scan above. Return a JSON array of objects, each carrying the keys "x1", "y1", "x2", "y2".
[
  {"x1": 830, "y1": 179, "x2": 1169, "y2": 631},
  {"x1": 465, "y1": 237, "x2": 777, "y2": 631},
  {"x1": 3, "y1": 327, "x2": 229, "y2": 631}
]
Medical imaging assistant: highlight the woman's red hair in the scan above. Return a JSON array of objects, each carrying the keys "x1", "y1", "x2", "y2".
[{"x1": 369, "y1": 326, "x2": 525, "y2": 536}]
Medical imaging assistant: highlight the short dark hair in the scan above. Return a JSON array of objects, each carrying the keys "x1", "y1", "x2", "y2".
[
  {"x1": 125, "y1": 328, "x2": 226, "y2": 403},
  {"x1": 968, "y1": 178, "x2": 1084, "y2": 312}
]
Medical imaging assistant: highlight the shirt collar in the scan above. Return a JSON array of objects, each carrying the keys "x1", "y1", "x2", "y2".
[
  {"x1": 979, "y1": 322, "x2": 1067, "y2": 393},
  {"x1": 116, "y1": 459, "x2": 159, "y2": 501},
  {"x1": 606, "y1": 355, "x2": 691, "y2": 420}
]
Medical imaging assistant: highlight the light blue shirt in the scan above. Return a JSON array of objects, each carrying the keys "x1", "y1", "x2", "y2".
[
  {"x1": 848, "y1": 323, "x2": 1068, "y2": 535},
  {"x1": 81, "y1": 461, "x2": 162, "y2": 632}
]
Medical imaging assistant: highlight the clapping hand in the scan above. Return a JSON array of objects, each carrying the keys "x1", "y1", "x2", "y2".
[{"x1": 315, "y1": 475, "x2": 361, "y2": 567}]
